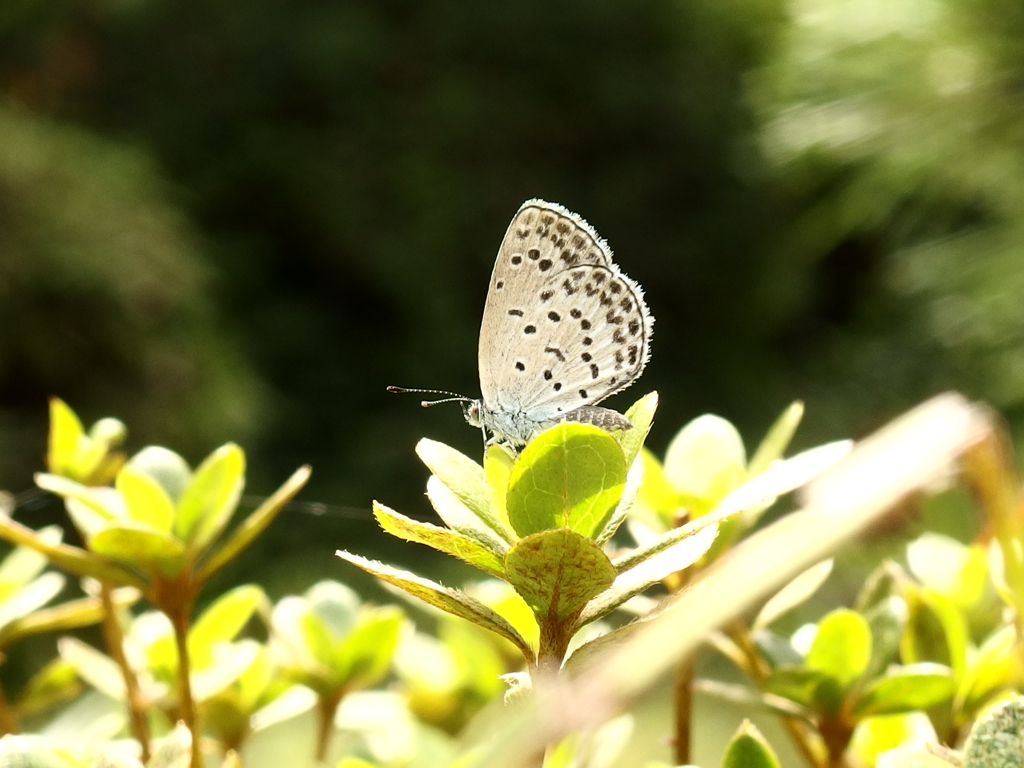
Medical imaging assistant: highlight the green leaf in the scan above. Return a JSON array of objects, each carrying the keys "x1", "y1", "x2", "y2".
[
  {"x1": 15, "y1": 658, "x2": 82, "y2": 718},
  {"x1": 426, "y1": 476, "x2": 514, "y2": 553},
  {"x1": 195, "y1": 465, "x2": 311, "y2": 584},
  {"x1": 873, "y1": 747, "x2": 962, "y2": 768},
  {"x1": 748, "y1": 401, "x2": 804, "y2": 477},
  {"x1": 116, "y1": 465, "x2": 175, "y2": 532},
  {"x1": 173, "y1": 443, "x2": 245, "y2": 549},
  {"x1": 907, "y1": 533, "x2": 990, "y2": 610},
  {"x1": 188, "y1": 584, "x2": 265, "y2": 668},
  {"x1": 754, "y1": 559, "x2": 833, "y2": 630},
  {"x1": 0, "y1": 525, "x2": 63, "y2": 597},
  {"x1": 958, "y1": 625, "x2": 1023, "y2": 718},
  {"x1": 629, "y1": 448, "x2": 679, "y2": 532},
  {"x1": 579, "y1": 524, "x2": 718, "y2": 626},
  {"x1": 693, "y1": 678, "x2": 812, "y2": 720},
  {"x1": 127, "y1": 446, "x2": 193, "y2": 505},
  {"x1": 863, "y1": 596, "x2": 908, "y2": 681},
  {"x1": 616, "y1": 392, "x2": 659, "y2": 468},
  {"x1": 307, "y1": 580, "x2": 360, "y2": 640},
  {"x1": 0, "y1": 735, "x2": 75, "y2": 768},
  {"x1": 806, "y1": 608, "x2": 872, "y2": 690},
  {"x1": 0, "y1": 587, "x2": 139, "y2": 648},
  {"x1": 964, "y1": 696, "x2": 1024, "y2": 768},
  {"x1": 35, "y1": 473, "x2": 124, "y2": 522},
  {"x1": 849, "y1": 713, "x2": 939, "y2": 768},
  {"x1": 418, "y1": 439, "x2": 516, "y2": 543},
  {"x1": 0, "y1": 572, "x2": 65, "y2": 633},
  {"x1": 148, "y1": 722, "x2": 193, "y2": 768},
  {"x1": 737, "y1": 440, "x2": 852, "y2": 531},
  {"x1": 90, "y1": 523, "x2": 187, "y2": 580},
  {"x1": 58, "y1": 636, "x2": 125, "y2": 700},
  {"x1": 191, "y1": 639, "x2": 261, "y2": 701},
  {"x1": 373, "y1": 501, "x2": 506, "y2": 577},
  {"x1": 484, "y1": 443, "x2": 516, "y2": 521},
  {"x1": 663, "y1": 414, "x2": 746, "y2": 510},
  {"x1": 504, "y1": 529, "x2": 615, "y2": 624},
  {"x1": 854, "y1": 663, "x2": 956, "y2": 717},
  {"x1": 721, "y1": 720, "x2": 782, "y2": 768},
  {"x1": 335, "y1": 607, "x2": 404, "y2": 689},
  {"x1": 336, "y1": 550, "x2": 533, "y2": 661},
  {"x1": 901, "y1": 586, "x2": 969, "y2": 679},
  {"x1": 506, "y1": 423, "x2": 626, "y2": 539},
  {"x1": 763, "y1": 666, "x2": 833, "y2": 709},
  {"x1": 46, "y1": 398, "x2": 86, "y2": 479},
  {"x1": 0, "y1": 514, "x2": 145, "y2": 588},
  {"x1": 594, "y1": 450, "x2": 646, "y2": 546}
]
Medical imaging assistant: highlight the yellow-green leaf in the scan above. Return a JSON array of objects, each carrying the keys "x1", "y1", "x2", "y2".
[{"x1": 506, "y1": 423, "x2": 626, "y2": 539}]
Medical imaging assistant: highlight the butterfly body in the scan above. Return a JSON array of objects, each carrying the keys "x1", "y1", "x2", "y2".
[{"x1": 468, "y1": 199, "x2": 653, "y2": 446}]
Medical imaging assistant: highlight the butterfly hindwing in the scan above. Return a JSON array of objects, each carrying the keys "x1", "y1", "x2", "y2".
[{"x1": 476, "y1": 200, "x2": 653, "y2": 444}]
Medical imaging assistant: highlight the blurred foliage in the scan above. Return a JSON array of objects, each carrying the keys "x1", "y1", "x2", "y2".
[{"x1": 4, "y1": 0, "x2": 1024, "y2": 591}]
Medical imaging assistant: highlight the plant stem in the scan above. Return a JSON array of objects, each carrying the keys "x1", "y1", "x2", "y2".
[
  {"x1": 0, "y1": 680, "x2": 19, "y2": 735},
  {"x1": 535, "y1": 618, "x2": 570, "y2": 678},
  {"x1": 170, "y1": 602, "x2": 203, "y2": 768},
  {"x1": 725, "y1": 619, "x2": 826, "y2": 768},
  {"x1": 672, "y1": 653, "x2": 694, "y2": 765},
  {"x1": 315, "y1": 689, "x2": 344, "y2": 763},
  {"x1": 100, "y1": 582, "x2": 151, "y2": 762}
]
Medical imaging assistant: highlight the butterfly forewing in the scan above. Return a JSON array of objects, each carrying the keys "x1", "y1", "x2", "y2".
[{"x1": 478, "y1": 200, "x2": 652, "y2": 428}]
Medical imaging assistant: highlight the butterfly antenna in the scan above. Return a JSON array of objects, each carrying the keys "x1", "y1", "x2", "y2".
[{"x1": 387, "y1": 386, "x2": 473, "y2": 408}]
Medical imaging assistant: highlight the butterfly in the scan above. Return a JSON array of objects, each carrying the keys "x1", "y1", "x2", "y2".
[{"x1": 391, "y1": 199, "x2": 653, "y2": 446}]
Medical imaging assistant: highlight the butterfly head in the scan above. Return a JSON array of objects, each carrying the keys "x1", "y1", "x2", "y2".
[{"x1": 463, "y1": 400, "x2": 483, "y2": 429}]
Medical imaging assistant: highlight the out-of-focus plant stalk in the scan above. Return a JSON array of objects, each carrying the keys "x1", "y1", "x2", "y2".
[
  {"x1": 724, "y1": 618, "x2": 827, "y2": 768},
  {"x1": 99, "y1": 583, "x2": 151, "y2": 762}
]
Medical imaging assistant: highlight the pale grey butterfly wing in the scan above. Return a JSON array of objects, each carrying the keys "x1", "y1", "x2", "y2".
[{"x1": 475, "y1": 199, "x2": 652, "y2": 444}]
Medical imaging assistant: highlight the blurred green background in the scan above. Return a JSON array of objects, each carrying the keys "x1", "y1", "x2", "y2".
[{"x1": 3, "y1": 0, "x2": 1024, "y2": 593}]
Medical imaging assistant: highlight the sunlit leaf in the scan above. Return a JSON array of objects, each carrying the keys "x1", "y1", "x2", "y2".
[
  {"x1": 116, "y1": 464, "x2": 175, "y2": 532},
  {"x1": 15, "y1": 658, "x2": 82, "y2": 718},
  {"x1": 506, "y1": 423, "x2": 626, "y2": 539},
  {"x1": 504, "y1": 529, "x2": 615, "y2": 623},
  {"x1": 806, "y1": 608, "x2": 872, "y2": 690},
  {"x1": 863, "y1": 596, "x2": 908, "y2": 681},
  {"x1": 616, "y1": 392, "x2": 659, "y2": 467},
  {"x1": 196, "y1": 465, "x2": 311, "y2": 584},
  {"x1": 484, "y1": 443, "x2": 515, "y2": 523},
  {"x1": 901, "y1": 586, "x2": 969, "y2": 679},
  {"x1": 0, "y1": 572, "x2": 65, "y2": 633},
  {"x1": 335, "y1": 607, "x2": 403, "y2": 689},
  {"x1": 0, "y1": 515, "x2": 145, "y2": 588},
  {"x1": 0, "y1": 525, "x2": 63, "y2": 597},
  {"x1": 46, "y1": 398, "x2": 86, "y2": 479},
  {"x1": 663, "y1": 414, "x2": 746, "y2": 511},
  {"x1": 191, "y1": 639, "x2": 261, "y2": 701},
  {"x1": 849, "y1": 713, "x2": 938, "y2": 768},
  {"x1": 128, "y1": 446, "x2": 193, "y2": 506},
  {"x1": 748, "y1": 401, "x2": 804, "y2": 477},
  {"x1": 336, "y1": 550, "x2": 533, "y2": 661},
  {"x1": 963, "y1": 696, "x2": 1024, "y2": 768},
  {"x1": 174, "y1": 443, "x2": 245, "y2": 549},
  {"x1": 754, "y1": 559, "x2": 833, "y2": 630},
  {"x1": 373, "y1": 501, "x2": 505, "y2": 577},
  {"x1": 90, "y1": 523, "x2": 187, "y2": 580},
  {"x1": 763, "y1": 666, "x2": 832, "y2": 709},
  {"x1": 418, "y1": 439, "x2": 516, "y2": 543},
  {"x1": 58, "y1": 636, "x2": 125, "y2": 700},
  {"x1": 854, "y1": 663, "x2": 956, "y2": 717},
  {"x1": 580, "y1": 524, "x2": 718, "y2": 626},
  {"x1": 188, "y1": 584, "x2": 265, "y2": 668},
  {"x1": 957, "y1": 624, "x2": 1023, "y2": 718},
  {"x1": 721, "y1": 720, "x2": 782, "y2": 768}
]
